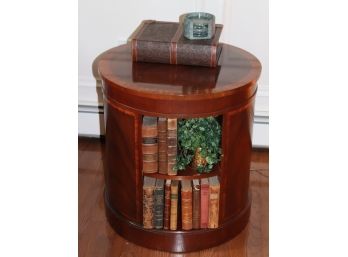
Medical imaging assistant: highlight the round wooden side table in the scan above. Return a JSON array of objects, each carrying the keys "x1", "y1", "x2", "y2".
[{"x1": 97, "y1": 43, "x2": 261, "y2": 253}]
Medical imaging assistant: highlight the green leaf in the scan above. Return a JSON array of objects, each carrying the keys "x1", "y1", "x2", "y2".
[{"x1": 176, "y1": 116, "x2": 222, "y2": 174}]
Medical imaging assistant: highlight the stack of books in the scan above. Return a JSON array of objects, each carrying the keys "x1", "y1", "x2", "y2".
[
  {"x1": 142, "y1": 116, "x2": 177, "y2": 175},
  {"x1": 130, "y1": 20, "x2": 223, "y2": 67},
  {"x1": 142, "y1": 176, "x2": 220, "y2": 230}
]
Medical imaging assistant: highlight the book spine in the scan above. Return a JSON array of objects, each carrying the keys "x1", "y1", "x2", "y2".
[
  {"x1": 132, "y1": 23, "x2": 222, "y2": 67},
  {"x1": 163, "y1": 181, "x2": 171, "y2": 230},
  {"x1": 135, "y1": 41, "x2": 219, "y2": 67},
  {"x1": 154, "y1": 180, "x2": 164, "y2": 229},
  {"x1": 167, "y1": 118, "x2": 177, "y2": 175},
  {"x1": 170, "y1": 181, "x2": 179, "y2": 230},
  {"x1": 192, "y1": 183, "x2": 201, "y2": 229},
  {"x1": 181, "y1": 182, "x2": 193, "y2": 230},
  {"x1": 158, "y1": 118, "x2": 167, "y2": 174},
  {"x1": 208, "y1": 181, "x2": 220, "y2": 229},
  {"x1": 200, "y1": 180, "x2": 209, "y2": 229},
  {"x1": 176, "y1": 44, "x2": 215, "y2": 67},
  {"x1": 136, "y1": 41, "x2": 172, "y2": 65},
  {"x1": 130, "y1": 20, "x2": 155, "y2": 62},
  {"x1": 143, "y1": 184, "x2": 155, "y2": 229},
  {"x1": 176, "y1": 26, "x2": 223, "y2": 67},
  {"x1": 131, "y1": 20, "x2": 223, "y2": 67},
  {"x1": 142, "y1": 116, "x2": 158, "y2": 174}
]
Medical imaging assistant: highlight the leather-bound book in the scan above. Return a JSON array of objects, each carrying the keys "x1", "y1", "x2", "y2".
[
  {"x1": 208, "y1": 176, "x2": 220, "y2": 228},
  {"x1": 158, "y1": 117, "x2": 167, "y2": 174},
  {"x1": 192, "y1": 179, "x2": 201, "y2": 229},
  {"x1": 170, "y1": 180, "x2": 179, "y2": 230},
  {"x1": 200, "y1": 178, "x2": 209, "y2": 229},
  {"x1": 143, "y1": 176, "x2": 156, "y2": 229},
  {"x1": 167, "y1": 118, "x2": 177, "y2": 175},
  {"x1": 154, "y1": 179, "x2": 165, "y2": 229},
  {"x1": 163, "y1": 180, "x2": 171, "y2": 230},
  {"x1": 181, "y1": 180, "x2": 193, "y2": 230},
  {"x1": 142, "y1": 116, "x2": 158, "y2": 173},
  {"x1": 130, "y1": 20, "x2": 223, "y2": 67}
]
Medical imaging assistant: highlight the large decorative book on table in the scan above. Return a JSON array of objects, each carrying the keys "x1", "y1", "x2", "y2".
[
  {"x1": 130, "y1": 20, "x2": 223, "y2": 67},
  {"x1": 97, "y1": 37, "x2": 261, "y2": 252}
]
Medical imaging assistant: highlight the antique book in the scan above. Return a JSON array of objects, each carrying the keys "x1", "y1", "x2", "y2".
[
  {"x1": 142, "y1": 116, "x2": 158, "y2": 137},
  {"x1": 163, "y1": 180, "x2": 171, "y2": 230},
  {"x1": 192, "y1": 179, "x2": 201, "y2": 229},
  {"x1": 208, "y1": 176, "x2": 220, "y2": 228},
  {"x1": 154, "y1": 179, "x2": 165, "y2": 229},
  {"x1": 158, "y1": 117, "x2": 167, "y2": 174},
  {"x1": 167, "y1": 118, "x2": 177, "y2": 175},
  {"x1": 143, "y1": 176, "x2": 156, "y2": 229},
  {"x1": 130, "y1": 20, "x2": 223, "y2": 67},
  {"x1": 170, "y1": 180, "x2": 179, "y2": 230},
  {"x1": 142, "y1": 116, "x2": 158, "y2": 173},
  {"x1": 181, "y1": 180, "x2": 193, "y2": 230},
  {"x1": 200, "y1": 178, "x2": 209, "y2": 229}
]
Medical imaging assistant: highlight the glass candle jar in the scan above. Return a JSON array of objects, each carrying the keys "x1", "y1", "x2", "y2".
[{"x1": 183, "y1": 12, "x2": 215, "y2": 40}]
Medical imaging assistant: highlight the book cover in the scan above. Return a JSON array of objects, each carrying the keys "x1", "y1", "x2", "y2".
[
  {"x1": 167, "y1": 118, "x2": 177, "y2": 131},
  {"x1": 131, "y1": 20, "x2": 223, "y2": 67},
  {"x1": 158, "y1": 117, "x2": 167, "y2": 174},
  {"x1": 142, "y1": 159, "x2": 158, "y2": 173},
  {"x1": 170, "y1": 180, "x2": 179, "y2": 230},
  {"x1": 163, "y1": 180, "x2": 171, "y2": 230},
  {"x1": 181, "y1": 180, "x2": 193, "y2": 230},
  {"x1": 167, "y1": 118, "x2": 177, "y2": 175},
  {"x1": 143, "y1": 176, "x2": 156, "y2": 229},
  {"x1": 154, "y1": 179, "x2": 165, "y2": 229},
  {"x1": 200, "y1": 178, "x2": 209, "y2": 229},
  {"x1": 142, "y1": 116, "x2": 158, "y2": 173},
  {"x1": 192, "y1": 179, "x2": 201, "y2": 229},
  {"x1": 208, "y1": 176, "x2": 220, "y2": 228},
  {"x1": 142, "y1": 116, "x2": 158, "y2": 137}
]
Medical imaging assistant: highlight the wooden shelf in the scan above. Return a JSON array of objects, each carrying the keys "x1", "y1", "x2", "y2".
[{"x1": 143, "y1": 164, "x2": 220, "y2": 181}]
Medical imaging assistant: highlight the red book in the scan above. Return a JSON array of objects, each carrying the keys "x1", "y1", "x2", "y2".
[
  {"x1": 200, "y1": 178, "x2": 209, "y2": 228},
  {"x1": 181, "y1": 180, "x2": 193, "y2": 230},
  {"x1": 163, "y1": 180, "x2": 171, "y2": 230},
  {"x1": 208, "y1": 176, "x2": 220, "y2": 228}
]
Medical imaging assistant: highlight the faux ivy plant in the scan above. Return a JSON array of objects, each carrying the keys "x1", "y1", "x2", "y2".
[{"x1": 175, "y1": 116, "x2": 222, "y2": 173}]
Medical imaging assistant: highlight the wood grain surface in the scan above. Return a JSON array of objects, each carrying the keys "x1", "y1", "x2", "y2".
[{"x1": 78, "y1": 137, "x2": 268, "y2": 257}]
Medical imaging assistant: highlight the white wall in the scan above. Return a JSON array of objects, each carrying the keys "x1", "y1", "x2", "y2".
[{"x1": 78, "y1": 0, "x2": 269, "y2": 147}]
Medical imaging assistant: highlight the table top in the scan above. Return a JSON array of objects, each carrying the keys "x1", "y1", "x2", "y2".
[{"x1": 97, "y1": 44, "x2": 261, "y2": 99}]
